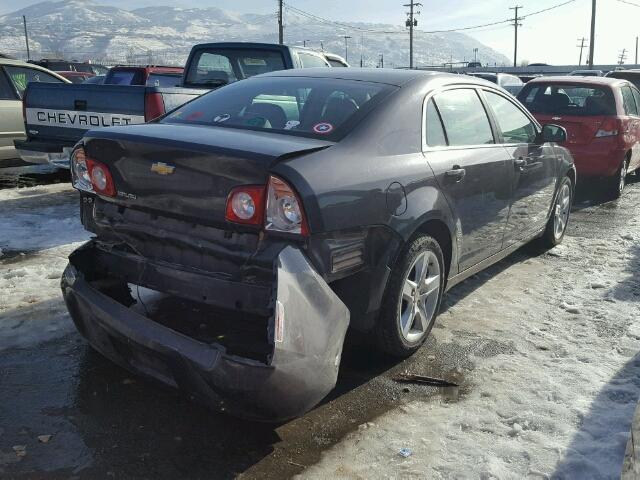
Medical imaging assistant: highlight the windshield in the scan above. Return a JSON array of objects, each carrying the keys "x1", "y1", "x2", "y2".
[
  {"x1": 607, "y1": 72, "x2": 640, "y2": 89},
  {"x1": 146, "y1": 73, "x2": 182, "y2": 87},
  {"x1": 162, "y1": 76, "x2": 395, "y2": 140},
  {"x1": 185, "y1": 49, "x2": 286, "y2": 87},
  {"x1": 518, "y1": 83, "x2": 616, "y2": 116},
  {"x1": 105, "y1": 70, "x2": 143, "y2": 85}
]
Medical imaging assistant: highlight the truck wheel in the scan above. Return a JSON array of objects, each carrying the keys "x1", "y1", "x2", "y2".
[
  {"x1": 376, "y1": 235, "x2": 444, "y2": 358},
  {"x1": 608, "y1": 158, "x2": 628, "y2": 199},
  {"x1": 539, "y1": 176, "x2": 573, "y2": 248}
]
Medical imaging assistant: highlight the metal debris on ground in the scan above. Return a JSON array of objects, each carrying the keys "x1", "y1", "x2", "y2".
[
  {"x1": 37, "y1": 435, "x2": 52, "y2": 443},
  {"x1": 392, "y1": 373, "x2": 459, "y2": 387},
  {"x1": 398, "y1": 448, "x2": 412, "y2": 458}
]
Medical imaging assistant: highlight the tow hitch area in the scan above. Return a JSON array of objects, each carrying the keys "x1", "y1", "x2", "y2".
[{"x1": 61, "y1": 242, "x2": 350, "y2": 421}]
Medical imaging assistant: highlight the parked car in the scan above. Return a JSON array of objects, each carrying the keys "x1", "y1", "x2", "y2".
[
  {"x1": 30, "y1": 59, "x2": 107, "y2": 76},
  {"x1": 56, "y1": 71, "x2": 95, "y2": 84},
  {"x1": 323, "y1": 52, "x2": 350, "y2": 67},
  {"x1": 0, "y1": 58, "x2": 68, "y2": 162},
  {"x1": 605, "y1": 69, "x2": 640, "y2": 89},
  {"x1": 62, "y1": 68, "x2": 574, "y2": 421},
  {"x1": 518, "y1": 76, "x2": 640, "y2": 197},
  {"x1": 569, "y1": 69, "x2": 604, "y2": 77},
  {"x1": 103, "y1": 65, "x2": 184, "y2": 86},
  {"x1": 467, "y1": 72, "x2": 524, "y2": 95},
  {"x1": 15, "y1": 42, "x2": 333, "y2": 168}
]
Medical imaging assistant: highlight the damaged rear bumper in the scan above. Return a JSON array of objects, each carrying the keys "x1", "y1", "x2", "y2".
[{"x1": 61, "y1": 241, "x2": 349, "y2": 421}]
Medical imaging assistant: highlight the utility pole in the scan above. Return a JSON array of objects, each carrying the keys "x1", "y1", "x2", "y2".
[
  {"x1": 618, "y1": 48, "x2": 627, "y2": 65},
  {"x1": 577, "y1": 37, "x2": 587, "y2": 66},
  {"x1": 320, "y1": 41, "x2": 324, "y2": 51},
  {"x1": 342, "y1": 35, "x2": 352, "y2": 62},
  {"x1": 23, "y1": 15, "x2": 30, "y2": 61},
  {"x1": 360, "y1": 33, "x2": 364, "y2": 67},
  {"x1": 636, "y1": 36, "x2": 638, "y2": 64},
  {"x1": 379, "y1": 53, "x2": 384, "y2": 68},
  {"x1": 473, "y1": 47, "x2": 478, "y2": 63},
  {"x1": 588, "y1": 0, "x2": 596, "y2": 67},
  {"x1": 303, "y1": 40, "x2": 309, "y2": 47},
  {"x1": 404, "y1": 1, "x2": 421, "y2": 69},
  {"x1": 277, "y1": 0, "x2": 283, "y2": 45},
  {"x1": 510, "y1": 5, "x2": 522, "y2": 68}
]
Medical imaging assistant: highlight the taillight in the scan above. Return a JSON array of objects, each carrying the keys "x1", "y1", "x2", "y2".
[
  {"x1": 595, "y1": 118, "x2": 621, "y2": 138},
  {"x1": 265, "y1": 175, "x2": 308, "y2": 236},
  {"x1": 224, "y1": 176, "x2": 309, "y2": 235},
  {"x1": 86, "y1": 158, "x2": 116, "y2": 197},
  {"x1": 225, "y1": 185, "x2": 265, "y2": 226},
  {"x1": 70, "y1": 146, "x2": 93, "y2": 193},
  {"x1": 144, "y1": 92, "x2": 165, "y2": 121}
]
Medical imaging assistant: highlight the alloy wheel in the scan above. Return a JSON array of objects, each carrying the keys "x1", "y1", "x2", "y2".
[
  {"x1": 553, "y1": 183, "x2": 571, "y2": 239},
  {"x1": 398, "y1": 250, "x2": 441, "y2": 342}
]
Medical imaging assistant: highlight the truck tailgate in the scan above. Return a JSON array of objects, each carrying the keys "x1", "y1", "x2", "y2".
[{"x1": 24, "y1": 83, "x2": 147, "y2": 143}]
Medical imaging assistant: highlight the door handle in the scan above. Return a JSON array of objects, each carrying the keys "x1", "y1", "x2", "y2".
[
  {"x1": 514, "y1": 157, "x2": 527, "y2": 170},
  {"x1": 445, "y1": 166, "x2": 466, "y2": 182}
]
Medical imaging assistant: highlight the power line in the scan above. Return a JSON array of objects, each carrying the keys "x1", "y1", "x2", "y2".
[{"x1": 615, "y1": 0, "x2": 640, "y2": 7}]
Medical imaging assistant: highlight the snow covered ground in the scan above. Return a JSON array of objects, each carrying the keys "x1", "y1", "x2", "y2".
[
  {"x1": 1, "y1": 182, "x2": 639, "y2": 479},
  {"x1": 0, "y1": 184, "x2": 89, "y2": 350},
  {"x1": 302, "y1": 193, "x2": 640, "y2": 479}
]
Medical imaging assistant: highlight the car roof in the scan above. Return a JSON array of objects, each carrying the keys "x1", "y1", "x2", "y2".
[
  {"x1": 527, "y1": 75, "x2": 626, "y2": 86},
  {"x1": 0, "y1": 57, "x2": 70, "y2": 82},
  {"x1": 257, "y1": 67, "x2": 489, "y2": 87}
]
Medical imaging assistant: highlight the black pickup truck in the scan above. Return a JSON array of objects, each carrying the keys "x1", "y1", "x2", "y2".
[{"x1": 15, "y1": 43, "x2": 332, "y2": 167}]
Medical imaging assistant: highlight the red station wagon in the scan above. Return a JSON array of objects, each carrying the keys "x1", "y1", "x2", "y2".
[{"x1": 518, "y1": 76, "x2": 640, "y2": 197}]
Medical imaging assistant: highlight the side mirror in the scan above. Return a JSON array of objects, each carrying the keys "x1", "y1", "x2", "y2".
[{"x1": 540, "y1": 123, "x2": 567, "y2": 143}]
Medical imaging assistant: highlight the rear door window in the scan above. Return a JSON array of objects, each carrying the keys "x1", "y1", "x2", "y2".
[
  {"x1": 484, "y1": 90, "x2": 537, "y2": 144},
  {"x1": 425, "y1": 99, "x2": 447, "y2": 147},
  {"x1": 622, "y1": 86, "x2": 638, "y2": 116},
  {"x1": 4, "y1": 66, "x2": 64, "y2": 98},
  {"x1": 518, "y1": 83, "x2": 616, "y2": 116},
  {"x1": 433, "y1": 89, "x2": 494, "y2": 146}
]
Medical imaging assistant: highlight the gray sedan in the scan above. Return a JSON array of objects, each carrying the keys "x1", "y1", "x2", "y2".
[{"x1": 62, "y1": 68, "x2": 575, "y2": 420}]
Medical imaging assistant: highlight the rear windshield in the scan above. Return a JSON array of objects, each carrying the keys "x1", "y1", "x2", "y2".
[
  {"x1": 146, "y1": 73, "x2": 182, "y2": 87},
  {"x1": 105, "y1": 70, "x2": 143, "y2": 85},
  {"x1": 185, "y1": 49, "x2": 286, "y2": 87},
  {"x1": 162, "y1": 76, "x2": 395, "y2": 140},
  {"x1": 518, "y1": 83, "x2": 616, "y2": 116}
]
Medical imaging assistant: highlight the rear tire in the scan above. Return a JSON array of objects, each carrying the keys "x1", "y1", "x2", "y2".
[
  {"x1": 375, "y1": 235, "x2": 445, "y2": 358},
  {"x1": 539, "y1": 176, "x2": 573, "y2": 249},
  {"x1": 608, "y1": 158, "x2": 628, "y2": 199}
]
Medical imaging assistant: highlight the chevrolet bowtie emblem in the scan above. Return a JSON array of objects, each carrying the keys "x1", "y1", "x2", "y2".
[{"x1": 150, "y1": 162, "x2": 175, "y2": 175}]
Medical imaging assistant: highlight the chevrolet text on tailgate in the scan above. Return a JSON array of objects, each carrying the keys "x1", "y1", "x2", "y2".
[
  {"x1": 62, "y1": 69, "x2": 575, "y2": 421},
  {"x1": 15, "y1": 42, "x2": 334, "y2": 168}
]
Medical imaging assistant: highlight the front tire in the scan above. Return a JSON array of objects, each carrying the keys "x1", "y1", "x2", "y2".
[
  {"x1": 540, "y1": 176, "x2": 573, "y2": 248},
  {"x1": 375, "y1": 235, "x2": 445, "y2": 357}
]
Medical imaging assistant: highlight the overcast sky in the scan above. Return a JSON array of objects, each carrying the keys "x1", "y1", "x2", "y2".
[{"x1": 1, "y1": 0, "x2": 638, "y2": 65}]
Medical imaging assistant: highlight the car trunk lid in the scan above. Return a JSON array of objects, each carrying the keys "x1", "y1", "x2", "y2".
[
  {"x1": 534, "y1": 113, "x2": 613, "y2": 145},
  {"x1": 83, "y1": 123, "x2": 332, "y2": 225}
]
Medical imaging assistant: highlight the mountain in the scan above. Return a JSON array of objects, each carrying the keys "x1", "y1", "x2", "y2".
[{"x1": 0, "y1": 0, "x2": 510, "y2": 68}]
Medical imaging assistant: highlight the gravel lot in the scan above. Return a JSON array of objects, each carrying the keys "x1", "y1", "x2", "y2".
[{"x1": 0, "y1": 173, "x2": 639, "y2": 479}]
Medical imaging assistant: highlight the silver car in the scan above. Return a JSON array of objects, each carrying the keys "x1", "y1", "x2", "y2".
[{"x1": 0, "y1": 58, "x2": 68, "y2": 163}]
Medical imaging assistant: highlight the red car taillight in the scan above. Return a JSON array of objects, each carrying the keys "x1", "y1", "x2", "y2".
[
  {"x1": 144, "y1": 92, "x2": 165, "y2": 121},
  {"x1": 225, "y1": 185, "x2": 266, "y2": 226},
  {"x1": 224, "y1": 176, "x2": 309, "y2": 235},
  {"x1": 595, "y1": 117, "x2": 622, "y2": 138},
  {"x1": 86, "y1": 158, "x2": 116, "y2": 197}
]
